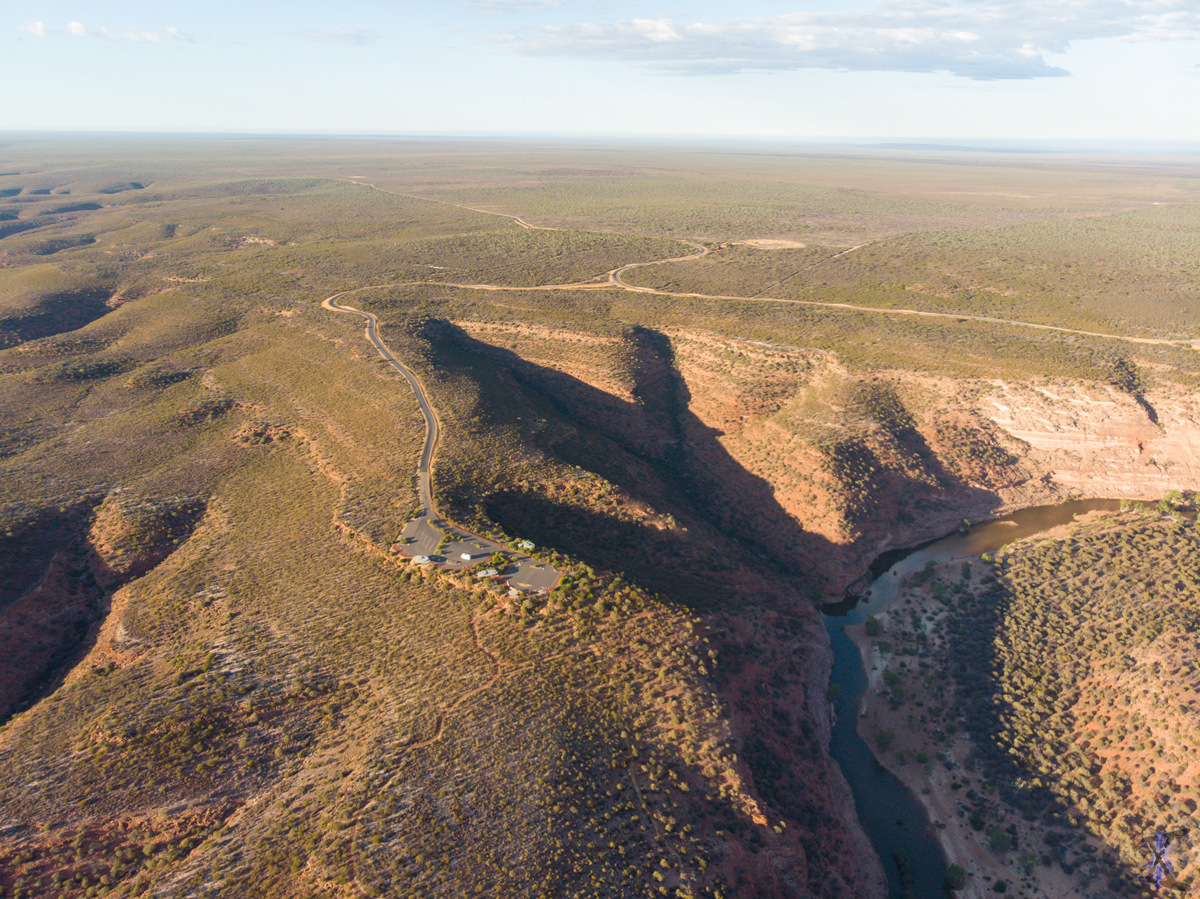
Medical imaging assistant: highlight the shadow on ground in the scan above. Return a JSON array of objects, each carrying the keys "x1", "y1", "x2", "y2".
[{"x1": 416, "y1": 319, "x2": 1001, "y2": 608}]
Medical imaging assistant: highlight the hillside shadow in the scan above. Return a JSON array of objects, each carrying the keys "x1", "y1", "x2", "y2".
[
  {"x1": 853, "y1": 381, "x2": 968, "y2": 496},
  {"x1": 485, "y1": 489, "x2": 731, "y2": 610},
  {"x1": 419, "y1": 320, "x2": 1002, "y2": 606},
  {"x1": 0, "y1": 496, "x2": 207, "y2": 725},
  {"x1": 0, "y1": 502, "x2": 106, "y2": 725},
  {"x1": 1134, "y1": 393, "x2": 1159, "y2": 426},
  {"x1": 0, "y1": 289, "x2": 114, "y2": 348}
]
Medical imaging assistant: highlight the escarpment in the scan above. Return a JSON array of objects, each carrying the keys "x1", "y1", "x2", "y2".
[
  {"x1": 447, "y1": 322, "x2": 1200, "y2": 894},
  {"x1": 454, "y1": 323, "x2": 1200, "y2": 593},
  {"x1": 430, "y1": 319, "x2": 888, "y2": 897}
]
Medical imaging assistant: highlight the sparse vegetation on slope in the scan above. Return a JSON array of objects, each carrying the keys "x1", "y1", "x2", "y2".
[{"x1": 945, "y1": 509, "x2": 1200, "y2": 895}]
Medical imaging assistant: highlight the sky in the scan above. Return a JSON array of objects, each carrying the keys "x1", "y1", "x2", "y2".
[{"x1": 4, "y1": 0, "x2": 1200, "y2": 143}]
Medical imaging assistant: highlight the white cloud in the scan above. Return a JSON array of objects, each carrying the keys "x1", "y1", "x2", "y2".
[
  {"x1": 17, "y1": 21, "x2": 48, "y2": 37},
  {"x1": 56, "y1": 21, "x2": 196, "y2": 42},
  {"x1": 630, "y1": 18, "x2": 682, "y2": 43},
  {"x1": 500, "y1": 0, "x2": 1200, "y2": 80},
  {"x1": 297, "y1": 29, "x2": 381, "y2": 47}
]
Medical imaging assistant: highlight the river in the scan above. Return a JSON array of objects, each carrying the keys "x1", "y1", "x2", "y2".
[{"x1": 821, "y1": 498, "x2": 1127, "y2": 898}]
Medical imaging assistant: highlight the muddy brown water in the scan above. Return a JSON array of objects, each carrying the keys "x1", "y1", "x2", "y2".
[{"x1": 822, "y1": 498, "x2": 1127, "y2": 898}]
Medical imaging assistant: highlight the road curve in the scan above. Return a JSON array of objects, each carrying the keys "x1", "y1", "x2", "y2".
[
  {"x1": 323, "y1": 290, "x2": 439, "y2": 517},
  {"x1": 321, "y1": 290, "x2": 561, "y2": 594},
  {"x1": 608, "y1": 240, "x2": 709, "y2": 288},
  {"x1": 347, "y1": 177, "x2": 711, "y2": 290}
]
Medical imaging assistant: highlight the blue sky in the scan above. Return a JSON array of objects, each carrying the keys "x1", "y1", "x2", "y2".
[{"x1": 4, "y1": 0, "x2": 1199, "y2": 142}]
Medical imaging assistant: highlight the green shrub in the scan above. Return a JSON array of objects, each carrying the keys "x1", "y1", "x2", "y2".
[{"x1": 946, "y1": 863, "x2": 966, "y2": 890}]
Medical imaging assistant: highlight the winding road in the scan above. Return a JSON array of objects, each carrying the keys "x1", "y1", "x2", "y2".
[
  {"x1": 321, "y1": 291, "x2": 560, "y2": 594},
  {"x1": 324, "y1": 280, "x2": 562, "y2": 896},
  {"x1": 323, "y1": 290, "x2": 439, "y2": 516}
]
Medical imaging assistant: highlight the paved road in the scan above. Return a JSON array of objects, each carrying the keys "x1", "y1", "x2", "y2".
[
  {"x1": 322, "y1": 291, "x2": 561, "y2": 594},
  {"x1": 323, "y1": 290, "x2": 438, "y2": 516}
]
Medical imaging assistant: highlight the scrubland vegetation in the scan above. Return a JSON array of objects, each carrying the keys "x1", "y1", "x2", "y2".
[
  {"x1": 865, "y1": 507, "x2": 1200, "y2": 897},
  {"x1": 0, "y1": 136, "x2": 1198, "y2": 897},
  {"x1": 618, "y1": 209, "x2": 1200, "y2": 341},
  {"x1": 954, "y1": 509, "x2": 1200, "y2": 895}
]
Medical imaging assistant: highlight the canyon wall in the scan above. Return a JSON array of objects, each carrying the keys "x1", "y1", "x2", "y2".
[
  {"x1": 980, "y1": 380, "x2": 1200, "y2": 498},
  {"x1": 442, "y1": 320, "x2": 1200, "y2": 898}
]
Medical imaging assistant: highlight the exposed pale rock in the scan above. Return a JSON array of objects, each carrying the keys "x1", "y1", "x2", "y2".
[{"x1": 980, "y1": 381, "x2": 1200, "y2": 496}]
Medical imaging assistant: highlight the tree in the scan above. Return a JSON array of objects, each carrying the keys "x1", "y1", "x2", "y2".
[
  {"x1": 986, "y1": 825, "x2": 1012, "y2": 853},
  {"x1": 1108, "y1": 358, "x2": 1143, "y2": 395},
  {"x1": 946, "y1": 864, "x2": 967, "y2": 890}
]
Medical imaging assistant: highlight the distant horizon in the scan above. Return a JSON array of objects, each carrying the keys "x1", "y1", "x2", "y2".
[{"x1": 3, "y1": 130, "x2": 1200, "y2": 158}]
